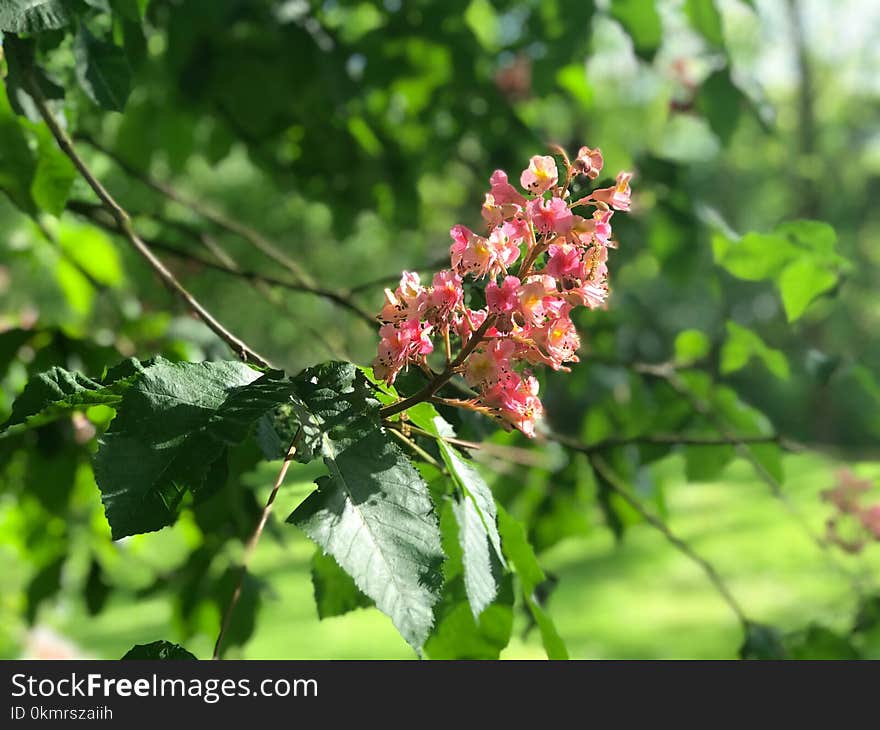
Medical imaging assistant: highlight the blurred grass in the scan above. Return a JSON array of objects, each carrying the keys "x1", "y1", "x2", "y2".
[{"x1": 40, "y1": 451, "x2": 880, "y2": 659}]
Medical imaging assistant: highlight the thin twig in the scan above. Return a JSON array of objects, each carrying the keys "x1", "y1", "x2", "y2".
[
  {"x1": 26, "y1": 75, "x2": 271, "y2": 368},
  {"x1": 388, "y1": 426, "x2": 446, "y2": 472},
  {"x1": 549, "y1": 430, "x2": 784, "y2": 454},
  {"x1": 637, "y1": 361, "x2": 864, "y2": 594},
  {"x1": 68, "y1": 200, "x2": 377, "y2": 327},
  {"x1": 213, "y1": 434, "x2": 300, "y2": 659},
  {"x1": 77, "y1": 134, "x2": 316, "y2": 287},
  {"x1": 590, "y1": 453, "x2": 748, "y2": 627}
]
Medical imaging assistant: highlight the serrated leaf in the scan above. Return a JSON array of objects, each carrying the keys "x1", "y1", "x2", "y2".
[
  {"x1": 93, "y1": 358, "x2": 287, "y2": 539},
  {"x1": 285, "y1": 361, "x2": 380, "y2": 463},
  {"x1": 0, "y1": 0, "x2": 73, "y2": 33},
  {"x1": 610, "y1": 0, "x2": 662, "y2": 61},
  {"x1": 74, "y1": 26, "x2": 132, "y2": 111},
  {"x1": 311, "y1": 549, "x2": 372, "y2": 619},
  {"x1": 1, "y1": 362, "x2": 144, "y2": 437},
  {"x1": 450, "y1": 494, "x2": 496, "y2": 619},
  {"x1": 497, "y1": 505, "x2": 568, "y2": 659},
  {"x1": 289, "y1": 427, "x2": 444, "y2": 651},
  {"x1": 121, "y1": 641, "x2": 197, "y2": 660}
]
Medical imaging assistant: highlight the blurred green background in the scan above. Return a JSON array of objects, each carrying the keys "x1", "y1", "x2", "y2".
[{"x1": 2, "y1": 0, "x2": 880, "y2": 659}]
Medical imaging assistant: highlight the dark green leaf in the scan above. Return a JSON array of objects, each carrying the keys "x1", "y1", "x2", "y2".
[
  {"x1": 26, "y1": 554, "x2": 65, "y2": 623},
  {"x1": 740, "y1": 622, "x2": 787, "y2": 659},
  {"x1": 785, "y1": 625, "x2": 860, "y2": 660},
  {"x1": 93, "y1": 358, "x2": 273, "y2": 539},
  {"x1": 121, "y1": 641, "x2": 197, "y2": 660},
  {"x1": 696, "y1": 69, "x2": 743, "y2": 144},
  {"x1": 74, "y1": 26, "x2": 132, "y2": 111},
  {"x1": 84, "y1": 558, "x2": 111, "y2": 616},
  {"x1": 311, "y1": 549, "x2": 372, "y2": 619},
  {"x1": 721, "y1": 321, "x2": 789, "y2": 379},
  {"x1": 1, "y1": 363, "x2": 142, "y2": 437}
]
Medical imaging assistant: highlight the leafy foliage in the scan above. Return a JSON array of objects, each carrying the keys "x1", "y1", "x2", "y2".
[{"x1": 122, "y1": 640, "x2": 198, "y2": 660}]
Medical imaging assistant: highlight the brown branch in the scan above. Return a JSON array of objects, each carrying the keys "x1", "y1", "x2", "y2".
[
  {"x1": 67, "y1": 200, "x2": 377, "y2": 327},
  {"x1": 213, "y1": 434, "x2": 299, "y2": 659},
  {"x1": 380, "y1": 315, "x2": 496, "y2": 418},
  {"x1": 26, "y1": 76, "x2": 271, "y2": 368},
  {"x1": 589, "y1": 453, "x2": 748, "y2": 626},
  {"x1": 77, "y1": 134, "x2": 316, "y2": 288}
]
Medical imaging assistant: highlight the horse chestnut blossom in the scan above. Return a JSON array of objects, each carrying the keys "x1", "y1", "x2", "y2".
[{"x1": 374, "y1": 145, "x2": 633, "y2": 437}]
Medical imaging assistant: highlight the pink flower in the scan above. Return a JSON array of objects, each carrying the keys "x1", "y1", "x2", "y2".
[
  {"x1": 486, "y1": 276, "x2": 521, "y2": 314},
  {"x1": 538, "y1": 311, "x2": 581, "y2": 369},
  {"x1": 527, "y1": 197, "x2": 574, "y2": 235},
  {"x1": 426, "y1": 269, "x2": 463, "y2": 324},
  {"x1": 378, "y1": 271, "x2": 427, "y2": 323},
  {"x1": 487, "y1": 226, "x2": 522, "y2": 276},
  {"x1": 591, "y1": 172, "x2": 633, "y2": 211},
  {"x1": 489, "y1": 170, "x2": 526, "y2": 207},
  {"x1": 564, "y1": 282, "x2": 608, "y2": 310},
  {"x1": 520, "y1": 155, "x2": 558, "y2": 195},
  {"x1": 465, "y1": 339, "x2": 516, "y2": 389},
  {"x1": 484, "y1": 372, "x2": 544, "y2": 437},
  {"x1": 518, "y1": 275, "x2": 558, "y2": 326},
  {"x1": 450, "y1": 224, "x2": 494, "y2": 278},
  {"x1": 591, "y1": 209, "x2": 614, "y2": 245},
  {"x1": 546, "y1": 243, "x2": 585, "y2": 281},
  {"x1": 574, "y1": 146, "x2": 604, "y2": 179},
  {"x1": 372, "y1": 319, "x2": 433, "y2": 385}
]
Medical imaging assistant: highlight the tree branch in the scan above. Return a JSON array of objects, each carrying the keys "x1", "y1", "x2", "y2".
[
  {"x1": 26, "y1": 76, "x2": 271, "y2": 368},
  {"x1": 67, "y1": 200, "x2": 377, "y2": 327},
  {"x1": 589, "y1": 453, "x2": 748, "y2": 627},
  {"x1": 77, "y1": 134, "x2": 316, "y2": 288}
]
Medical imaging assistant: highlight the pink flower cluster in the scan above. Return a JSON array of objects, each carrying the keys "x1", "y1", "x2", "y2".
[
  {"x1": 373, "y1": 146, "x2": 633, "y2": 436},
  {"x1": 821, "y1": 469, "x2": 880, "y2": 554}
]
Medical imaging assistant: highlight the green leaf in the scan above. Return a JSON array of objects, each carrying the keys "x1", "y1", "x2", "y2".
[
  {"x1": 464, "y1": 0, "x2": 500, "y2": 51},
  {"x1": 497, "y1": 505, "x2": 568, "y2": 659},
  {"x1": 610, "y1": 0, "x2": 662, "y2": 61},
  {"x1": 0, "y1": 94, "x2": 37, "y2": 214},
  {"x1": 695, "y1": 69, "x2": 745, "y2": 144},
  {"x1": 674, "y1": 329, "x2": 710, "y2": 365},
  {"x1": 785, "y1": 625, "x2": 860, "y2": 660},
  {"x1": 286, "y1": 361, "x2": 380, "y2": 464},
  {"x1": 1, "y1": 362, "x2": 145, "y2": 437},
  {"x1": 405, "y1": 405, "x2": 505, "y2": 619},
  {"x1": 289, "y1": 428, "x2": 444, "y2": 651},
  {"x1": 311, "y1": 549, "x2": 372, "y2": 619},
  {"x1": 777, "y1": 257, "x2": 838, "y2": 322},
  {"x1": 712, "y1": 231, "x2": 795, "y2": 281},
  {"x1": 0, "y1": 0, "x2": 73, "y2": 33},
  {"x1": 121, "y1": 641, "x2": 197, "y2": 660},
  {"x1": 425, "y1": 502, "x2": 514, "y2": 659},
  {"x1": 684, "y1": 0, "x2": 724, "y2": 47},
  {"x1": 30, "y1": 124, "x2": 75, "y2": 215},
  {"x1": 721, "y1": 321, "x2": 789, "y2": 379},
  {"x1": 74, "y1": 26, "x2": 132, "y2": 111},
  {"x1": 93, "y1": 358, "x2": 280, "y2": 539}
]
